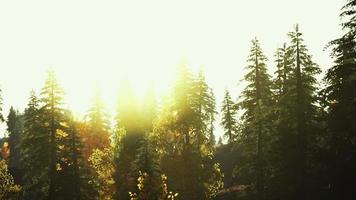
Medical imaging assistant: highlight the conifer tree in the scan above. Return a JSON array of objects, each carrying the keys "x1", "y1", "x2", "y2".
[
  {"x1": 141, "y1": 88, "x2": 157, "y2": 132},
  {"x1": 57, "y1": 112, "x2": 96, "y2": 200},
  {"x1": 114, "y1": 83, "x2": 143, "y2": 200},
  {"x1": 20, "y1": 91, "x2": 49, "y2": 200},
  {"x1": 236, "y1": 38, "x2": 273, "y2": 200},
  {"x1": 40, "y1": 70, "x2": 66, "y2": 199},
  {"x1": 191, "y1": 71, "x2": 217, "y2": 148},
  {"x1": 131, "y1": 135, "x2": 162, "y2": 199},
  {"x1": 273, "y1": 43, "x2": 293, "y2": 96},
  {"x1": 221, "y1": 90, "x2": 237, "y2": 142},
  {"x1": 287, "y1": 25, "x2": 321, "y2": 199},
  {"x1": 6, "y1": 107, "x2": 24, "y2": 184},
  {"x1": 154, "y1": 65, "x2": 223, "y2": 200},
  {"x1": 84, "y1": 92, "x2": 111, "y2": 158},
  {"x1": 323, "y1": 0, "x2": 356, "y2": 198}
]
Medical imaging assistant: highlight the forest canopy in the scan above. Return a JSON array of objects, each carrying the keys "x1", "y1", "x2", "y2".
[{"x1": 0, "y1": 0, "x2": 356, "y2": 200}]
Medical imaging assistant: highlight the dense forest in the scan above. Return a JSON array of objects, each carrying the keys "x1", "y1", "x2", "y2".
[{"x1": 0, "y1": 0, "x2": 355, "y2": 200}]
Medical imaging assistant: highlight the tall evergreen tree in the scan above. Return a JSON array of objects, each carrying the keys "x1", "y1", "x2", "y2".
[
  {"x1": 20, "y1": 91, "x2": 49, "y2": 200},
  {"x1": 270, "y1": 25, "x2": 321, "y2": 200},
  {"x1": 84, "y1": 92, "x2": 111, "y2": 158},
  {"x1": 57, "y1": 112, "x2": 96, "y2": 200},
  {"x1": 236, "y1": 38, "x2": 273, "y2": 200},
  {"x1": 141, "y1": 87, "x2": 158, "y2": 132},
  {"x1": 323, "y1": 0, "x2": 356, "y2": 198},
  {"x1": 40, "y1": 70, "x2": 66, "y2": 200},
  {"x1": 114, "y1": 83, "x2": 143, "y2": 200},
  {"x1": 191, "y1": 71, "x2": 217, "y2": 148},
  {"x1": 6, "y1": 107, "x2": 24, "y2": 184},
  {"x1": 273, "y1": 43, "x2": 293, "y2": 96},
  {"x1": 221, "y1": 90, "x2": 237, "y2": 142},
  {"x1": 287, "y1": 24, "x2": 321, "y2": 199},
  {"x1": 154, "y1": 65, "x2": 223, "y2": 200},
  {"x1": 131, "y1": 134, "x2": 162, "y2": 199}
]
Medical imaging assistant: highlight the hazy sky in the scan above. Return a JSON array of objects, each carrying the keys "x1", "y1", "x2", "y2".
[{"x1": 0, "y1": 0, "x2": 344, "y2": 138}]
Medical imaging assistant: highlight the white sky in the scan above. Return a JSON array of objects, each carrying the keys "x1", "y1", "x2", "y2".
[{"x1": 0, "y1": 0, "x2": 344, "y2": 139}]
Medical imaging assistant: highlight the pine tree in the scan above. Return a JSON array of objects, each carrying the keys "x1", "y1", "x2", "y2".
[
  {"x1": 191, "y1": 71, "x2": 217, "y2": 148},
  {"x1": 6, "y1": 107, "x2": 24, "y2": 184},
  {"x1": 20, "y1": 91, "x2": 49, "y2": 200},
  {"x1": 84, "y1": 92, "x2": 111, "y2": 159},
  {"x1": 114, "y1": 83, "x2": 144, "y2": 200},
  {"x1": 40, "y1": 70, "x2": 66, "y2": 199},
  {"x1": 323, "y1": 0, "x2": 356, "y2": 198},
  {"x1": 57, "y1": 112, "x2": 96, "y2": 200},
  {"x1": 154, "y1": 65, "x2": 223, "y2": 200},
  {"x1": 142, "y1": 87, "x2": 158, "y2": 132},
  {"x1": 221, "y1": 90, "x2": 237, "y2": 142},
  {"x1": 273, "y1": 43, "x2": 293, "y2": 96},
  {"x1": 270, "y1": 25, "x2": 321, "y2": 200},
  {"x1": 131, "y1": 135, "x2": 162, "y2": 199},
  {"x1": 287, "y1": 24, "x2": 321, "y2": 199},
  {"x1": 236, "y1": 38, "x2": 273, "y2": 200}
]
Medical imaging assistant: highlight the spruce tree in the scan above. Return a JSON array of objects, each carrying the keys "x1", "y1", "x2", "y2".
[
  {"x1": 154, "y1": 65, "x2": 223, "y2": 200},
  {"x1": 21, "y1": 91, "x2": 49, "y2": 200},
  {"x1": 114, "y1": 83, "x2": 143, "y2": 200},
  {"x1": 57, "y1": 112, "x2": 96, "y2": 200},
  {"x1": 40, "y1": 70, "x2": 66, "y2": 200},
  {"x1": 236, "y1": 38, "x2": 273, "y2": 200},
  {"x1": 323, "y1": 0, "x2": 356, "y2": 198},
  {"x1": 84, "y1": 92, "x2": 111, "y2": 158},
  {"x1": 191, "y1": 71, "x2": 217, "y2": 148},
  {"x1": 6, "y1": 107, "x2": 24, "y2": 184},
  {"x1": 287, "y1": 24, "x2": 321, "y2": 199},
  {"x1": 141, "y1": 87, "x2": 157, "y2": 132},
  {"x1": 221, "y1": 89, "x2": 237, "y2": 142},
  {"x1": 131, "y1": 134, "x2": 162, "y2": 199}
]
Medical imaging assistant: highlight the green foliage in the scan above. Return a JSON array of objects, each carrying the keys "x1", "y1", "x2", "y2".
[
  {"x1": 235, "y1": 38, "x2": 274, "y2": 199},
  {"x1": 6, "y1": 106, "x2": 24, "y2": 180},
  {"x1": 0, "y1": 159, "x2": 21, "y2": 200},
  {"x1": 21, "y1": 91, "x2": 50, "y2": 200},
  {"x1": 129, "y1": 171, "x2": 178, "y2": 200},
  {"x1": 322, "y1": 0, "x2": 356, "y2": 198},
  {"x1": 221, "y1": 90, "x2": 238, "y2": 142},
  {"x1": 89, "y1": 147, "x2": 115, "y2": 200},
  {"x1": 154, "y1": 65, "x2": 223, "y2": 200}
]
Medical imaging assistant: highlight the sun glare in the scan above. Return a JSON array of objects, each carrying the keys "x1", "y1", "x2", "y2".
[{"x1": 52, "y1": 64, "x2": 179, "y2": 117}]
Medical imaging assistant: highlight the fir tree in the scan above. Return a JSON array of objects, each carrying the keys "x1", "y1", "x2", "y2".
[
  {"x1": 131, "y1": 134, "x2": 162, "y2": 199},
  {"x1": 154, "y1": 65, "x2": 223, "y2": 200},
  {"x1": 84, "y1": 92, "x2": 111, "y2": 159},
  {"x1": 191, "y1": 71, "x2": 217, "y2": 148},
  {"x1": 6, "y1": 107, "x2": 24, "y2": 184},
  {"x1": 141, "y1": 87, "x2": 158, "y2": 132},
  {"x1": 323, "y1": 0, "x2": 356, "y2": 198},
  {"x1": 221, "y1": 89, "x2": 237, "y2": 142},
  {"x1": 40, "y1": 70, "x2": 66, "y2": 199},
  {"x1": 236, "y1": 38, "x2": 273, "y2": 200},
  {"x1": 114, "y1": 83, "x2": 143, "y2": 200},
  {"x1": 20, "y1": 91, "x2": 49, "y2": 200}
]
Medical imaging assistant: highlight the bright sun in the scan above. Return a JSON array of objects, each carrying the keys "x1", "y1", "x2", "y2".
[{"x1": 52, "y1": 64, "x2": 178, "y2": 118}]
